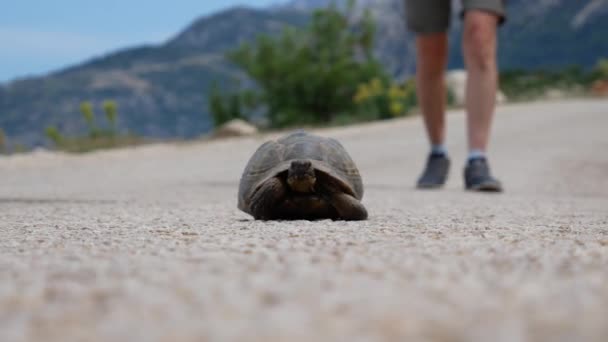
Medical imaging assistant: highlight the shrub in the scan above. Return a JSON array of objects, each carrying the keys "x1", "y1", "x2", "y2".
[{"x1": 209, "y1": 0, "x2": 395, "y2": 128}]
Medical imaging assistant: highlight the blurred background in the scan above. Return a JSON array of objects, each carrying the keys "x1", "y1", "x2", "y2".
[{"x1": 0, "y1": 0, "x2": 607, "y2": 154}]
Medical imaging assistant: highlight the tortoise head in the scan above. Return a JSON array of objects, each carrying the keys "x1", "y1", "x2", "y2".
[{"x1": 287, "y1": 159, "x2": 316, "y2": 193}]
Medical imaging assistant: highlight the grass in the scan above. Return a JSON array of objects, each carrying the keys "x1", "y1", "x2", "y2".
[{"x1": 51, "y1": 135, "x2": 149, "y2": 154}]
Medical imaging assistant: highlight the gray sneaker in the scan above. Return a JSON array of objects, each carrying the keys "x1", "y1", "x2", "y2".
[
  {"x1": 417, "y1": 154, "x2": 450, "y2": 189},
  {"x1": 464, "y1": 157, "x2": 503, "y2": 192}
]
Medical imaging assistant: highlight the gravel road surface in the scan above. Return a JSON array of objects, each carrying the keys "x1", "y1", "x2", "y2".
[{"x1": 1, "y1": 100, "x2": 607, "y2": 341}]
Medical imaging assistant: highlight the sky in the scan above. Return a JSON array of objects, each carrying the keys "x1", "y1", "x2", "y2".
[{"x1": 0, "y1": 0, "x2": 281, "y2": 83}]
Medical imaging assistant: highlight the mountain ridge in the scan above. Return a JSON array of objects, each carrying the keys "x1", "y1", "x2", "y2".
[
  {"x1": 0, "y1": 6, "x2": 309, "y2": 147},
  {"x1": 1, "y1": 0, "x2": 607, "y2": 148}
]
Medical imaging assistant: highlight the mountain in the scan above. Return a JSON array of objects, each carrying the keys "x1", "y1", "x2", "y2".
[
  {"x1": 1, "y1": 0, "x2": 607, "y2": 148},
  {"x1": 281, "y1": 0, "x2": 608, "y2": 74},
  {"x1": 0, "y1": 7, "x2": 309, "y2": 147},
  {"x1": 491, "y1": 0, "x2": 608, "y2": 70}
]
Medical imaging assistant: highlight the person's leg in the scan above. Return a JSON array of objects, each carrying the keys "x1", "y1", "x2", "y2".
[
  {"x1": 405, "y1": 0, "x2": 451, "y2": 152},
  {"x1": 462, "y1": 10, "x2": 499, "y2": 154},
  {"x1": 414, "y1": 34, "x2": 452, "y2": 188},
  {"x1": 405, "y1": 0, "x2": 453, "y2": 188},
  {"x1": 460, "y1": 1, "x2": 506, "y2": 191},
  {"x1": 416, "y1": 33, "x2": 449, "y2": 148}
]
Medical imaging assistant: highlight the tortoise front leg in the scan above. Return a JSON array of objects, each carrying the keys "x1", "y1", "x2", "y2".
[
  {"x1": 249, "y1": 177, "x2": 286, "y2": 220},
  {"x1": 329, "y1": 193, "x2": 368, "y2": 221}
]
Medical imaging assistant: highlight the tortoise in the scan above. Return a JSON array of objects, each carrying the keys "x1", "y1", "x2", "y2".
[{"x1": 238, "y1": 131, "x2": 368, "y2": 221}]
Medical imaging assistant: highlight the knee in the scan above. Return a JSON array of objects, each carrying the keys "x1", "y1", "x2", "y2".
[
  {"x1": 463, "y1": 20, "x2": 497, "y2": 72},
  {"x1": 416, "y1": 35, "x2": 449, "y2": 79},
  {"x1": 417, "y1": 55, "x2": 447, "y2": 80}
]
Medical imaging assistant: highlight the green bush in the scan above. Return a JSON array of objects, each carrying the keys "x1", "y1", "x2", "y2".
[
  {"x1": 353, "y1": 78, "x2": 417, "y2": 120},
  {"x1": 44, "y1": 100, "x2": 143, "y2": 153},
  {"x1": 0, "y1": 128, "x2": 6, "y2": 154},
  {"x1": 596, "y1": 58, "x2": 608, "y2": 79},
  {"x1": 80, "y1": 101, "x2": 99, "y2": 138},
  {"x1": 45, "y1": 126, "x2": 64, "y2": 145},
  {"x1": 499, "y1": 57, "x2": 608, "y2": 101},
  {"x1": 209, "y1": 0, "x2": 397, "y2": 129},
  {"x1": 103, "y1": 100, "x2": 118, "y2": 133},
  {"x1": 209, "y1": 82, "x2": 249, "y2": 126}
]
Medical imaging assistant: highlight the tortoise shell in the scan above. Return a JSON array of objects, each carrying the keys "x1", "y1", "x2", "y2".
[{"x1": 238, "y1": 131, "x2": 364, "y2": 214}]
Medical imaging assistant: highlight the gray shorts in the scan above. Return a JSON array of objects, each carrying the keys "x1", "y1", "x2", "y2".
[{"x1": 405, "y1": 0, "x2": 506, "y2": 34}]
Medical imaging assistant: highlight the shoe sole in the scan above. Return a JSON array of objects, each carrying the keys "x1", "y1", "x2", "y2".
[
  {"x1": 466, "y1": 182, "x2": 503, "y2": 192},
  {"x1": 417, "y1": 183, "x2": 446, "y2": 189}
]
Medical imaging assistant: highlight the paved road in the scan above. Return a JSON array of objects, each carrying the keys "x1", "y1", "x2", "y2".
[{"x1": 1, "y1": 100, "x2": 607, "y2": 341}]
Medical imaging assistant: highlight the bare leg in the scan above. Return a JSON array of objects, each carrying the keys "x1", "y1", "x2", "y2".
[
  {"x1": 249, "y1": 177, "x2": 286, "y2": 220},
  {"x1": 415, "y1": 33, "x2": 449, "y2": 146},
  {"x1": 462, "y1": 11, "x2": 499, "y2": 152},
  {"x1": 330, "y1": 193, "x2": 368, "y2": 221}
]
